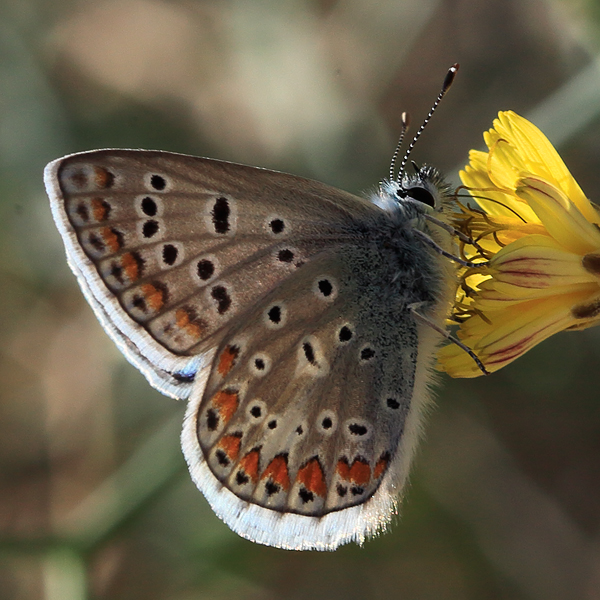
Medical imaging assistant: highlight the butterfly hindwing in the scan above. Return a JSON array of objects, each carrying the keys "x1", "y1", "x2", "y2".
[{"x1": 181, "y1": 225, "x2": 445, "y2": 549}]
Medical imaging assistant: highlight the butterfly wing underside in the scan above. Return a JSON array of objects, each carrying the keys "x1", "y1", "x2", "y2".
[
  {"x1": 45, "y1": 150, "x2": 374, "y2": 398},
  {"x1": 182, "y1": 256, "x2": 442, "y2": 549},
  {"x1": 46, "y1": 150, "x2": 444, "y2": 550}
]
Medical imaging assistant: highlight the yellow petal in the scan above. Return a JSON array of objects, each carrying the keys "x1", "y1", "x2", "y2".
[
  {"x1": 460, "y1": 135, "x2": 539, "y2": 223},
  {"x1": 485, "y1": 131, "x2": 527, "y2": 191},
  {"x1": 496, "y1": 112, "x2": 599, "y2": 224},
  {"x1": 477, "y1": 282, "x2": 598, "y2": 310},
  {"x1": 459, "y1": 164, "x2": 523, "y2": 220},
  {"x1": 517, "y1": 177, "x2": 600, "y2": 254},
  {"x1": 438, "y1": 293, "x2": 585, "y2": 377},
  {"x1": 489, "y1": 234, "x2": 595, "y2": 288},
  {"x1": 493, "y1": 112, "x2": 570, "y2": 184}
]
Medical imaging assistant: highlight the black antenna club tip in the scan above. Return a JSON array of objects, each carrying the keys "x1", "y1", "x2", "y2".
[{"x1": 443, "y1": 63, "x2": 459, "y2": 90}]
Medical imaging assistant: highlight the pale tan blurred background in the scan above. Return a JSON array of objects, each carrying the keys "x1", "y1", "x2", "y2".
[{"x1": 2, "y1": 1, "x2": 600, "y2": 598}]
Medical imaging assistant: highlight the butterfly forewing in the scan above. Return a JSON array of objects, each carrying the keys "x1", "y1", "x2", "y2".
[{"x1": 45, "y1": 150, "x2": 375, "y2": 399}]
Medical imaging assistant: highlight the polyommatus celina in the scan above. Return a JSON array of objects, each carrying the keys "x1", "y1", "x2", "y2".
[{"x1": 45, "y1": 65, "x2": 474, "y2": 550}]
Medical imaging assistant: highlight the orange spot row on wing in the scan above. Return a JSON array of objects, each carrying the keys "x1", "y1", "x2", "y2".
[
  {"x1": 239, "y1": 448, "x2": 261, "y2": 483},
  {"x1": 261, "y1": 454, "x2": 290, "y2": 491},
  {"x1": 140, "y1": 283, "x2": 165, "y2": 312},
  {"x1": 175, "y1": 307, "x2": 207, "y2": 340},
  {"x1": 217, "y1": 433, "x2": 242, "y2": 462},
  {"x1": 91, "y1": 197, "x2": 110, "y2": 221},
  {"x1": 373, "y1": 453, "x2": 390, "y2": 479},
  {"x1": 101, "y1": 227, "x2": 122, "y2": 253},
  {"x1": 67, "y1": 168, "x2": 88, "y2": 189},
  {"x1": 336, "y1": 457, "x2": 371, "y2": 486},
  {"x1": 211, "y1": 389, "x2": 239, "y2": 425},
  {"x1": 121, "y1": 252, "x2": 141, "y2": 282},
  {"x1": 94, "y1": 166, "x2": 114, "y2": 189},
  {"x1": 296, "y1": 457, "x2": 327, "y2": 497},
  {"x1": 217, "y1": 344, "x2": 240, "y2": 376}
]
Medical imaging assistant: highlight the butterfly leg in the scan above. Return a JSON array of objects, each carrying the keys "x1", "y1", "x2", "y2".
[
  {"x1": 412, "y1": 228, "x2": 488, "y2": 269},
  {"x1": 423, "y1": 213, "x2": 491, "y2": 258},
  {"x1": 408, "y1": 303, "x2": 489, "y2": 375}
]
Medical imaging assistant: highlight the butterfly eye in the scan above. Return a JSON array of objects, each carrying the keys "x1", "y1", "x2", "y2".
[{"x1": 406, "y1": 186, "x2": 436, "y2": 207}]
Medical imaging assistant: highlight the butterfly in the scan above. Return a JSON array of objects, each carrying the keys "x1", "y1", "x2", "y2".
[{"x1": 45, "y1": 65, "x2": 473, "y2": 550}]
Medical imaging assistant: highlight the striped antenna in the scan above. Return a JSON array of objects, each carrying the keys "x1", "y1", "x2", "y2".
[
  {"x1": 397, "y1": 63, "x2": 459, "y2": 182},
  {"x1": 388, "y1": 112, "x2": 410, "y2": 181}
]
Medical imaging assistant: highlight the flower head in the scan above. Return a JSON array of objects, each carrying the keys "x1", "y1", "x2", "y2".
[{"x1": 438, "y1": 111, "x2": 600, "y2": 378}]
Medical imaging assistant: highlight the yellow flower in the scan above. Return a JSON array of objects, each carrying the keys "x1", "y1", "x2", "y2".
[{"x1": 438, "y1": 111, "x2": 600, "y2": 378}]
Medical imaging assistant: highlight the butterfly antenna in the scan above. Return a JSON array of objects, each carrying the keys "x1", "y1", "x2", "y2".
[
  {"x1": 388, "y1": 112, "x2": 410, "y2": 181},
  {"x1": 397, "y1": 63, "x2": 459, "y2": 183}
]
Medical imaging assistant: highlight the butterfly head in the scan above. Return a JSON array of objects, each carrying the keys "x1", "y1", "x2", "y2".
[
  {"x1": 377, "y1": 164, "x2": 452, "y2": 214},
  {"x1": 380, "y1": 64, "x2": 459, "y2": 216}
]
